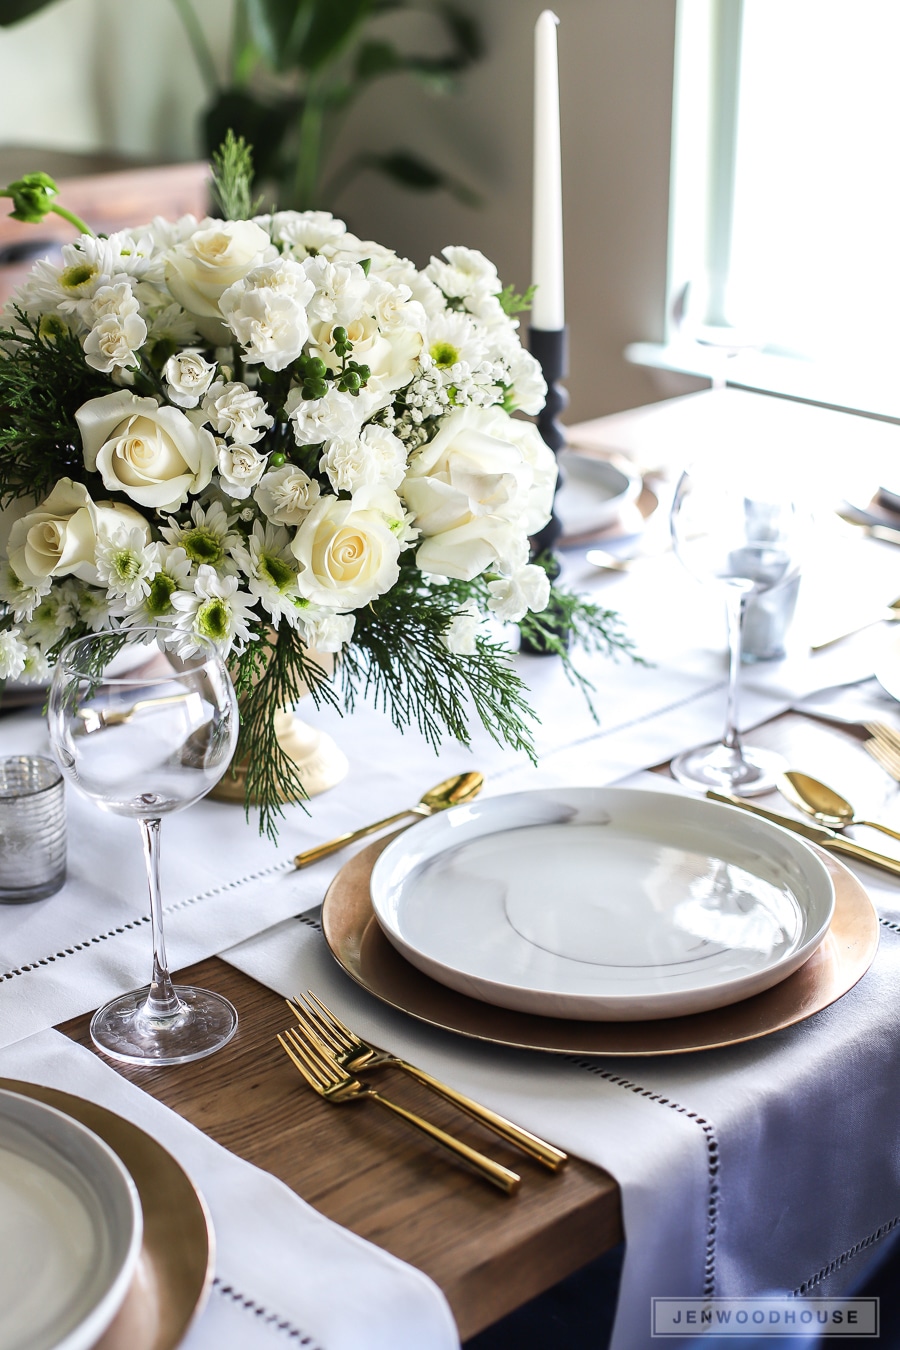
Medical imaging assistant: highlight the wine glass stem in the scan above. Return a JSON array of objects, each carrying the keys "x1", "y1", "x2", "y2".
[
  {"x1": 723, "y1": 588, "x2": 747, "y2": 753},
  {"x1": 139, "y1": 817, "x2": 182, "y2": 1020}
]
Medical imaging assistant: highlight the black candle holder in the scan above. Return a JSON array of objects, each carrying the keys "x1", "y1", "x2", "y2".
[{"x1": 519, "y1": 325, "x2": 569, "y2": 655}]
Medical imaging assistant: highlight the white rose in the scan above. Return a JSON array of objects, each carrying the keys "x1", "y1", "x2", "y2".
[
  {"x1": 291, "y1": 487, "x2": 403, "y2": 609},
  {"x1": 254, "y1": 465, "x2": 321, "y2": 525},
  {"x1": 481, "y1": 408, "x2": 557, "y2": 533},
  {"x1": 487, "y1": 564, "x2": 551, "y2": 622},
  {"x1": 402, "y1": 405, "x2": 532, "y2": 537},
  {"x1": 219, "y1": 259, "x2": 315, "y2": 370},
  {"x1": 308, "y1": 311, "x2": 422, "y2": 397},
  {"x1": 320, "y1": 425, "x2": 407, "y2": 495},
  {"x1": 164, "y1": 349, "x2": 216, "y2": 408},
  {"x1": 8, "y1": 478, "x2": 149, "y2": 586},
  {"x1": 216, "y1": 441, "x2": 266, "y2": 499},
  {"x1": 415, "y1": 515, "x2": 527, "y2": 582},
  {"x1": 165, "y1": 219, "x2": 273, "y2": 320},
  {"x1": 76, "y1": 389, "x2": 217, "y2": 512},
  {"x1": 200, "y1": 380, "x2": 274, "y2": 445}
]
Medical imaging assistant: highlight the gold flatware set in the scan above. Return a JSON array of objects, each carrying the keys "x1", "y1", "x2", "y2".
[
  {"x1": 293, "y1": 771, "x2": 485, "y2": 869},
  {"x1": 278, "y1": 991, "x2": 568, "y2": 1194}
]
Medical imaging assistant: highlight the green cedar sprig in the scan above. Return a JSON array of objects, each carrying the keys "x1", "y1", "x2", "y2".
[{"x1": 0, "y1": 311, "x2": 110, "y2": 504}]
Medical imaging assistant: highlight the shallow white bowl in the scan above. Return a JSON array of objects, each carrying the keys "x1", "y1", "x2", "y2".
[
  {"x1": 369, "y1": 787, "x2": 836, "y2": 1021},
  {"x1": 555, "y1": 451, "x2": 642, "y2": 541},
  {"x1": 0, "y1": 1088, "x2": 143, "y2": 1350}
]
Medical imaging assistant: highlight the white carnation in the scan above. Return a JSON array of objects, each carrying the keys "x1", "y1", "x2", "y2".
[
  {"x1": 442, "y1": 601, "x2": 481, "y2": 655},
  {"x1": 200, "y1": 380, "x2": 274, "y2": 446},
  {"x1": 487, "y1": 564, "x2": 551, "y2": 622},
  {"x1": 425, "y1": 246, "x2": 500, "y2": 301},
  {"x1": 254, "y1": 465, "x2": 321, "y2": 525},
  {"x1": 83, "y1": 309, "x2": 147, "y2": 373},
  {"x1": 298, "y1": 607, "x2": 356, "y2": 653},
  {"x1": 219, "y1": 258, "x2": 315, "y2": 370},
  {"x1": 302, "y1": 255, "x2": 370, "y2": 325},
  {"x1": 216, "y1": 440, "x2": 266, "y2": 499},
  {"x1": 164, "y1": 349, "x2": 216, "y2": 408},
  {"x1": 320, "y1": 425, "x2": 407, "y2": 495},
  {"x1": 269, "y1": 211, "x2": 348, "y2": 260},
  {"x1": 286, "y1": 385, "x2": 365, "y2": 446}
]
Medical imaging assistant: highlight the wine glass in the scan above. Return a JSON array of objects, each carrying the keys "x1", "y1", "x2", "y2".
[
  {"x1": 669, "y1": 460, "x2": 803, "y2": 796},
  {"x1": 48, "y1": 629, "x2": 240, "y2": 1065}
]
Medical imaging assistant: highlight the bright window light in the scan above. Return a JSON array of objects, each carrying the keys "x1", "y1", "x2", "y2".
[{"x1": 723, "y1": 1, "x2": 900, "y2": 368}]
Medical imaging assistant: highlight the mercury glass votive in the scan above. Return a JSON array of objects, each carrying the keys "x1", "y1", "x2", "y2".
[{"x1": 0, "y1": 756, "x2": 67, "y2": 903}]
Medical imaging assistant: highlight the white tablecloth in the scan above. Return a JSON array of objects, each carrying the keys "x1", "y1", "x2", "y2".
[
  {"x1": 4, "y1": 530, "x2": 900, "y2": 1049},
  {"x1": 4, "y1": 530, "x2": 900, "y2": 1349}
]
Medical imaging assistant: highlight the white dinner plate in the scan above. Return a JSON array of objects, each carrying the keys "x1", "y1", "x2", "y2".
[
  {"x1": 555, "y1": 451, "x2": 642, "y2": 542},
  {"x1": 369, "y1": 788, "x2": 836, "y2": 1021},
  {"x1": 0, "y1": 1089, "x2": 143, "y2": 1350}
]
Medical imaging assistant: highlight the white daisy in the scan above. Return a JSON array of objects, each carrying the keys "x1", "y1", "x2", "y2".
[
  {"x1": 0, "y1": 560, "x2": 51, "y2": 622},
  {"x1": 0, "y1": 628, "x2": 27, "y2": 681},
  {"x1": 95, "y1": 528, "x2": 159, "y2": 604},
  {"x1": 170, "y1": 565, "x2": 256, "y2": 657},
  {"x1": 231, "y1": 522, "x2": 305, "y2": 626},
  {"x1": 122, "y1": 546, "x2": 193, "y2": 628},
  {"x1": 158, "y1": 500, "x2": 241, "y2": 574}
]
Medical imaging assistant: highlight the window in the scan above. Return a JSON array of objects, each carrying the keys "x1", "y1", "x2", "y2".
[{"x1": 641, "y1": 0, "x2": 900, "y2": 417}]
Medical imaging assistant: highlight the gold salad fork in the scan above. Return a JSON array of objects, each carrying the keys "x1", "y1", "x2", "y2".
[
  {"x1": 277, "y1": 1026, "x2": 521, "y2": 1194},
  {"x1": 288, "y1": 992, "x2": 568, "y2": 1171}
]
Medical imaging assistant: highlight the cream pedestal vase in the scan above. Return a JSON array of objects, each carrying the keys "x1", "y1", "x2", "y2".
[{"x1": 209, "y1": 651, "x2": 349, "y2": 804}]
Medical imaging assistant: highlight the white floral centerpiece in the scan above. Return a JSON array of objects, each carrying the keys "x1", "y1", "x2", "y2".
[{"x1": 0, "y1": 140, "x2": 629, "y2": 835}]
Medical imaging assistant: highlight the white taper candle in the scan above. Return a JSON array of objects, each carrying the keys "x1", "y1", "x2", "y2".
[{"x1": 531, "y1": 9, "x2": 565, "y2": 331}]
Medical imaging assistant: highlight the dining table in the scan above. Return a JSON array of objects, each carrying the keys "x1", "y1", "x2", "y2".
[{"x1": 4, "y1": 403, "x2": 900, "y2": 1350}]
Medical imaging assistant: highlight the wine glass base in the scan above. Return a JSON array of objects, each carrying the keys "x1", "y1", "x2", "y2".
[
  {"x1": 670, "y1": 741, "x2": 787, "y2": 797},
  {"x1": 90, "y1": 985, "x2": 238, "y2": 1066}
]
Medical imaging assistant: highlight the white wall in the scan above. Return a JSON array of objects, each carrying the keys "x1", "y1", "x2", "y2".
[
  {"x1": 0, "y1": 0, "x2": 678, "y2": 422},
  {"x1": 0, "y1": 0, "x2": 230, "y2": 160}
]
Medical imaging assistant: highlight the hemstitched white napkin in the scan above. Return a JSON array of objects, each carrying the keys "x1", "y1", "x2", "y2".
[
  {"x1": 222, "y1": 770, "x2": 900, "y2": 1350},
  {"x1": 0, "y1": 1029, "x2": 459, "y2": 1350}
]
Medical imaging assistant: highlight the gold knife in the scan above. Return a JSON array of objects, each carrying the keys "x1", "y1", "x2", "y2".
[{"x1": 706, "y1": 790, "x2": 900, "y2": 878}]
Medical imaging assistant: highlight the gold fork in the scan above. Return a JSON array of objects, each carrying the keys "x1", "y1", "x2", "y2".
[
  {"x1": 288, "y1": 992, "x2": 567, "y2": 1171},
  {"x1": 277, "y1": 1026, "x2": 521, "y2": 1194}
]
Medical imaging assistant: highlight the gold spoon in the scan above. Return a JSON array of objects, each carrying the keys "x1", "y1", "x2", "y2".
[
  {"x1": 293, "y1": 771, "x2": 485, "y2": 868},
  {"x1": 777, "y1": 770, "x2": 900, "y2": 842}
]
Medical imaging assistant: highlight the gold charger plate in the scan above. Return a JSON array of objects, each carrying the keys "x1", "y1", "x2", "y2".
[
  {"x1": 0, "y1": 1079, "x2": 214, "y2": 1350},
  {"x1": 322, "y1": 836, "x2": 879, "y2": 1055}
]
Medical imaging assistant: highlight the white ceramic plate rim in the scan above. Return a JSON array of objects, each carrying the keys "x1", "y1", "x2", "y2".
[
  {"x1": 0, "y1": 1088, "x2": 143, "y2": 1350},
  {"x1": 369, "y1": 787, "x2": 836, "y2": 1020},
  {"x1": 556, "y1": 450, "x2": 642, "y2": 536}
]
